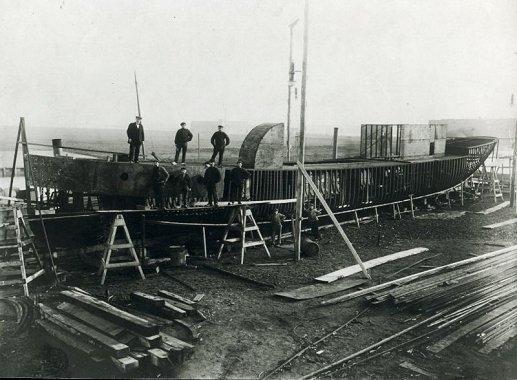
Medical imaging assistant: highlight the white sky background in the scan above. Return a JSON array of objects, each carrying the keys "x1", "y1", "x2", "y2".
[{"x1": 1, "y1": 0, "x2": 516, "y2": 135}]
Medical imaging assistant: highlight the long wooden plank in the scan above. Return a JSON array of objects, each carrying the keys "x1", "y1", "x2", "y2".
[
  {"x1": 39, "y1": 303, "x2": 130, "y2": 358},
  {"x1": 321, "y1": 245, "x2": 517, "y2": 306},
  {"x1": 297, "y1": 162, "x2": 370, "y2": 279},
  {"x1": 157, "y1": 290, "x2": 196, "y2": 306},
  {"x1": 482, "y1": 218, "x2": 517, "y2": 229},
  {"x1": 57, "y1": 302, "x2": 125, "y2": 338},
  {"x1": 275, "y1": 279, "x2": 367, "y2": 300},
  {"x1": 315, "y1": 247, "x2": 429, "y2": 283},
  {"x1": 476, "y1": 201, "x2": 510, "y2": 215},
  {"x1": 36, "y1": 319, "x2": 97, "y2": 356},
  {"x1": 60, "y1": 290, "x2": 159, "y2": 336},
  {"x1": 427, "y1": 299, "x2": 517, "y2": 353}
]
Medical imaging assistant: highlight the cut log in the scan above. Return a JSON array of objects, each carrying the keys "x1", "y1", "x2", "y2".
[
  {"x1": 111, "y1": 356, "x2": 139, "y2": 373},
  {"x1": 36, "y1": 319, "x2": 97, "y2": 356},
  {"x1": 60, "y1": 290, "x2": 159, "y2": 336},
  {"x1": 131, "y1": 292, "x2": 166, "y2": 308},
  {"x1": 57, "y1": 302, "x2": 125, "y2": 338},
  {"x1": 315, "y1": 247, "x2": 429, "y2": 283},
  {"x1": 39, "y1": 303, "x2": 130, "y2": 358},
  {"x1": 275, "y1": 279, "x2": 367, "y2": 301},
  {"x1": 147, "y1": 348, "x2": 169, "y2": 367},
  {"x1": 138, "y1": 334, "x2": 162, "y2": 348}
]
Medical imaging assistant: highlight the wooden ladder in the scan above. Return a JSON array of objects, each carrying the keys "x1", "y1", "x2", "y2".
[
  {"x1": 217, "y1": 206, "x2": 270, "y2": 264},
  {"x1": 478, "y1": 165, "x2": 504, "y2": 203},
  {"x1": 98, "y1": 214, "x2": 145, "y2": 285},
  {"x1": 0, "y1": 204, "x2": 46, "y2": 297}
]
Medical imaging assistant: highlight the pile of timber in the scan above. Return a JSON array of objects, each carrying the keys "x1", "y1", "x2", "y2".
[
  {"x1": 324, "y1": 245, "x2": 517, "y2": 355},
  {"x1": 36, "y1": 288, "x2": 202, "y2": 374}
]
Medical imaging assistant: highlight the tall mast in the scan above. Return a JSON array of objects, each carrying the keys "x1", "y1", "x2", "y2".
[
  {"x1": 134, "y1": 71, "x2": 141, "y2": 118},
  {"x1": 294, "y1": 0, "x2": 309, "y2": 261},
  {"x1": 286, "y1": 19, "x2": 299, "y2": 162}
]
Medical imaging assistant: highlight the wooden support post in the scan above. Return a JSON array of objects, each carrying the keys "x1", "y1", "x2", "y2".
[
  {"x1": 460, "y1": 181, "x2": 464, "y2": 206},
  {"x1": 354, "y1": 211, "x2": 360, "y2": 228},
  {"x1": 374, "y1": 207, "x2": 379, "y2": 224},
  {"x1": 141, "y1": 214, "x2": 147, "y2": 261},
  {"x1": 294, "y1": 0, "x2": 310, "y2": 262},
  {"x1": 8, "y1": 119, "x2": 22, "y2": 205},
  {"x1": 409, "y1": 195, "x2": 415, "y2": 219},
  {"x1": 202, "y1": 226, "x2": 207, "y2": 258},
  {"x1": 332, "y1": 127, "x2": 338, "y2": 159},
  {"x1": 510, "y1": 121, "x2": 517, "y2": 213},
  {"x1": 297, "y1": 162, "x2": 370, "y2": 279}
]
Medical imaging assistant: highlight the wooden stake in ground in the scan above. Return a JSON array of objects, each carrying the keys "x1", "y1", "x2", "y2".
[
  {"x1": 510, "y1": 120, "x2": 517, "y2": 213},
  {"x1": 297, "y1": 162, "x2": 371, "y2": 279}
]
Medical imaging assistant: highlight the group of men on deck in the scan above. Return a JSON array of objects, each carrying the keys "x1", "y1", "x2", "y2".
[{"x1": 127, "y1": 116, "x2": 230, "y2": 166}]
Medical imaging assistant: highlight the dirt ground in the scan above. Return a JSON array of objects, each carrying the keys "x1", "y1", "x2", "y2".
[{"x1": 0, "y1": 193, "x2": 516, "y2": 379}]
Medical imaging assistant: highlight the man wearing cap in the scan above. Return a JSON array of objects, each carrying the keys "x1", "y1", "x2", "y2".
[
  {"x1": 177, "y1": 166, "x2": 192, "y2": 208},
  {"x1": 204, "y1": 161, "x2": 221, "y2": 207},
  {"x1": 210, "y1": 125, "x2": 230, "y2": 166},
  {"x1": 152, "y1": 161, "x2": 169, "y2": 209},
  {"x1": 229, "y1": 159, "x2": 250, "y2": 204},
  {"x1": 127, "y1": 116, "x2": 145, "y2": 162},
  {"x1": 174, "y1": 122, "x2": 193, "y2": 165}
]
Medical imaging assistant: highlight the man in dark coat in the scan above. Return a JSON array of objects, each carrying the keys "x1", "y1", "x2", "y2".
[
  {"x1": 229, "y1": 159, "x2": 250, "y2": 204},
  {"x1": 177, "y1": 166, "x2": 192, "y2": 208},
  {"x1": 209, "y1": 125, "x2": 230, "y2": 166},
  {"x1": 174, "y1": 122, "x2": 193, "y2": 164},
  {"x1": 127, "y1": 116, "x2": 145, "y2": 162},
  {"x1": 152, "y1": 161, "x2": 169, "y2": 209},
  {"x1": 204, "y1": 161, "x2": 221, "y2": 207},
  {"x1": 270, "y1": 208, "x2": 286, "y2": 246},
  {"x1": 307, "y1": 205, "x2": 322, "y2": 240}
]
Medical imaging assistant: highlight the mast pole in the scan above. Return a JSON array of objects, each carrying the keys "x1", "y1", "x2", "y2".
[
  {"x1": 134, "y1": 71, "x2": 145, "y2": 159},
  {"x1": 286, "y1": 19, "x2": 299, "y2": 162},
  {"x1": 294, "y1": 0, "x2": 309, "y2": 261}
]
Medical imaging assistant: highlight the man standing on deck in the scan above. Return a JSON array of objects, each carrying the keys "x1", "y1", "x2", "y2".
[
  {"x1": 173, "y1": 122, "x2": 193, "y2": 165},
  {"x1": 204, "y1": 161, "x2": 221, "y2": 207},
  {"x1": 229, "y1": 159, "x2": 250, "y2": 204},
  {"x1": 152, "y1": 161, "x2": 169, "y2": 209},
  {"x1": 127, "y1": 116, "x2": 145, "y2": 162},
  {"x1": 209, "y1": 125, "x2": 230, "y2": 166},
  {"x1": 177, "y1": 166, "x2": 192, "y2": 208}
]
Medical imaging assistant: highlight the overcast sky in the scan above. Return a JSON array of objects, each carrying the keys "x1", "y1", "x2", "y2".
[{"x1": 1, "y1": 0, "x2": 516, "y2": 135}]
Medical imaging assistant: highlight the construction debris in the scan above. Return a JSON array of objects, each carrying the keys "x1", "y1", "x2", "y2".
[{"x1": 35, "y1": 288, "x2": 201, "y2": 374}]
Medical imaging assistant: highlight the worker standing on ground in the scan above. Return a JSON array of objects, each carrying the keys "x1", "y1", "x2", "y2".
[
  {"x1": 177, "y1": 166, "x2": 192, "y2": 208},
  {"x1": 152, "y1": 161, "x2": 169, "y2": 209},
  {"x1": 127, "y1": 116, "x2": 145, "y2": 163},
  {"x1": 173, "y1": 122, "x2": 193, "y2": 165},
  {"x1": 229, "y1": 159, "x2": 250, "y2": 204},
  {"x1": 204, "y1": 161, "x2": 221, "y2": 207},
  {"x1": 270, "y1": 208, "x2": 286, "y2": 246},
  {"x1": 209, "y1": 125, "x2": 230, "y2": 166},
  {"x1": 308, "y1": 205, "x2": 322, "y2": 240}
]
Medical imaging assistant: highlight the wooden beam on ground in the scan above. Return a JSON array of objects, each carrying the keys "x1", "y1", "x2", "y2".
[
  {"x1": 315, "y1": 247, "x2": 428, "y2": 283},
  {"x1": 274, "y1": 279, "x2": 367, "y2": 301},
  {"x1": 39, "y1": 303, "x2": 130, "y2": 358},
  {"x1": 297, "y1": 162, "x2": 370, "y2": 279},
  {"x1": 56, "y1": 302, "x2": 125, "y2": 338},
  {"x1": 157, "y1": 290, "x2": 196, "y2": 306},
  {"x1": 482, "y1": 218, "x2": 517, "y2": 229},
  {"x1": 476, "y1": 201, "x2": 510, "y2": 215},
  {"x1": 427, "y1": 299, "x2": 517, "y2": 353},
  {"x1": 320, "y1": 245, "x2": 517, "y2": 306},
  {"x1": 60, "y1": 290, "x2": 159, "y2": 336},
  {"x1": 201, "y1": 263, "x2": 275, "y2": 289},
  {"x1": 111, "y1": 356, "x2": 139, "y2": 373}
]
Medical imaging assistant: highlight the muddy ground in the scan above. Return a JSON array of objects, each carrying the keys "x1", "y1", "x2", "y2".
[{"x1": 0, "y1": 194, "x2": 516, "y2": 379}]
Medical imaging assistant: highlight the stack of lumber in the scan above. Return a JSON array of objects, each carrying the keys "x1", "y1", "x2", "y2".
[
  {"x1": 36, "y1": 288, "x2": 198, "y2": 374},
  {"x1": 361, "y1": 246, "x2": 517, "y2": 354}
]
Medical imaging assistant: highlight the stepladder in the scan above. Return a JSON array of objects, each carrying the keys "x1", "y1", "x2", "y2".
[
  {"x1": 98, "y1": 214, "x2": 145, "y2": 285},
  {"x1": 217, "y1": 205, "x2": 270, "y2": 264},
  {"x1": 0, "y1": 203, "x2": 46, "y2": 297}
]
